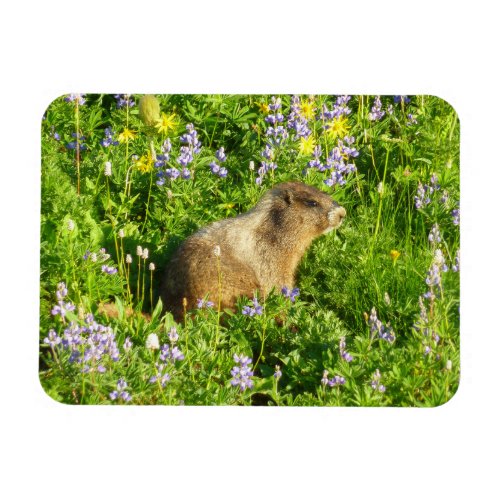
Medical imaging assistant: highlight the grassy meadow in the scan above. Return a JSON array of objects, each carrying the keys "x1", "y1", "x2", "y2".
[{"x1": 39, "y1": 94, "x2": 460, "y2": 406}]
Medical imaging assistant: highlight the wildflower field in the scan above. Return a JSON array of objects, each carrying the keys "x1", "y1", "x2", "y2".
[{"x1": 40, "y1": 94, "x2": 460, "y2": 406}]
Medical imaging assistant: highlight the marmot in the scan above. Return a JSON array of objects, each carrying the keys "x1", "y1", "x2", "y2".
[{"x1": 161, "y1": 181, "x2": 346, "y2": 319}]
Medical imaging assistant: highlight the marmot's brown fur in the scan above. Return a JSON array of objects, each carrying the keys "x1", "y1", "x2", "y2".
[{"x1": 161, "y1": 182, "x2": 346, "y2": 320}]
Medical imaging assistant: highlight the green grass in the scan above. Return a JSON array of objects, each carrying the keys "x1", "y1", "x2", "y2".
[{"x1": 39, "y1": 94, "x2": 460, "y2": 406}]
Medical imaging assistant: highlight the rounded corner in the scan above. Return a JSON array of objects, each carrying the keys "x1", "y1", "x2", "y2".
[
  {"x1": 431, "y1": 374, "x2": 461, "y2": 409},
  {"x1": 37, "y1": 371, "x2": 72, "y2": 407},
  {"x1": 423, "y1": 94, "x2": 461, "y2": 123},
  {"x1": 40, "y1": 92, "x2": 70, "y2": 124}
]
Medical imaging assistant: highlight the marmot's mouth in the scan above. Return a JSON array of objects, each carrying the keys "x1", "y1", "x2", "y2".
[{"x1": 325, "y1": 206, "x2": 346, "y2": 232}]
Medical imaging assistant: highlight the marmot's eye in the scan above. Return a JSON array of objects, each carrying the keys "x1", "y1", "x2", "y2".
[{"x1": 304, "y1": 199, "x2": 319, "y2": 207}]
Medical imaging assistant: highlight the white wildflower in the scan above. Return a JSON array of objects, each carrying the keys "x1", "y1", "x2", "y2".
[{"x1": 146, "y1": 333, "x2": 160, "y2": 350}]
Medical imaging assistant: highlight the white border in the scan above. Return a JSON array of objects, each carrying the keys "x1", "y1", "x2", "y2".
[{"x1": 1, "y1": 1, "x2": 498, "y2": 499}]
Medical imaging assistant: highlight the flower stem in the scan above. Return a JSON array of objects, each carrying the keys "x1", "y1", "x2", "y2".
[
  {"x1": 75, "y1": 99, "x2": 80, "y2": 196},
  {"x1": 150, "y1": 270, "x2": 154, "y2": 310},
  {"x1": 253, "y1": 299, "x2": 267, "y2": 372},
  {"x1": 142, "y1": 259, "x2": 146, "y2": 305},
  {"x1": 369, "y1": 146, "x2": 391, "y2": 256},
  {"x1": 141, "y1": 140, "x2": 156, "y2": 234},
  {"x1": 136, "y1": 258, "x2": 141, "y2": 306}
]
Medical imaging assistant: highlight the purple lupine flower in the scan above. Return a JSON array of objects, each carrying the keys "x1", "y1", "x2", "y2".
[
  {"x1": 407, "y1": 113, "x2": 418, "y2": 125},
  {"x1": 308, "y1": 145, "x2": 323, "y2": 170},
  {"x1": 123, "y1": 337, "x2": 133, "y2": 351},
  {"x1": 80, "y1": 325, "x2": 121, "y2": 369},
  {"x1": 321, "y1": 370, "x2": 329, "y2": 386},
  {"x1": 428, "y1": 223, "x2": 442, "y2": 244},
  {"x1": 215, "y1": 147, "x2": 227, "y2": 162},
  {"x1": 452, "y1": 249, "x2": 460, "y2": 272},
  {"x1": 255, "y1": 160, "x2": 278, "y2": 185},
  {"x1": 242, "y1": 305, "x2": 254, "y2": 316},
  {"x1": 268, "y1": 96, "x2": 282, "y2": 111},
  {"x1": 101, "y1": 265, "x2": 118, "y2": 275},
  {"x1": 242, "y1": 297, "x2": 263, "y2": 316},
  {"x1": 161, "y1": 138, "x2": 172, "y2": 154},
  {"x1": 197, "y1": 298, "x2": 215, "y2": 309},
  {"x1": 394, "y1": 95, "x2": 411, "y2": 104},
  {"x1": 339, "y1": 336, "x2": 353, "y2": 362},
  {"x1": 180, "y1": 123, "x2": 202, "y2": 153},
  {"x1": 368, "y1": 308, "x2": 396, "y2": 343},
  {"x1": 66, "y1": 133, "x2": 87, "y2": 150},
  {"x1": 149, "y1": 363, "x2": 171, "y2": 387},
  {"x1": 414, "y1": 295, "x2": 442, "y2": 357},
  {"x1": 44, "y1": 329, "x2": 62, "y2": 348},
  {"x1": 168, "y1": 327, "x2": 179, "y2": 343},
  {"x1": 177, "y1": 146, "x2": 193, "y2": 167},
  {"x1": 425, "y1": 264, "x2": 442, "y2": 289},
  {"x1": 265, "y1": 113, "x2": 285, "y2": 125},
  {"x1": 341, "y1": 137, "x2": 359, "y2": 158},
  {"x1": 170, "y1": 346, "x2": 185, "y2": 362},
  {"x1": 328, "y1": 375, "x2": 346, "y2": 387},
  {"x1": 114, "y1": 94, "x2": 135, "y2": 108},
  {"x1": 261, "y1": 97, "x2": 288, "y2": 148},
  {"x1": 415, "y1": 182, "x2": 427, "y2": 209},
  {"x1": 286, "y1": 95, "x2": 312, "y2": 139},
  {"x1": 55, "y1": 282, "x2": 68, "y2": 301},
  {"x1": 265, "y1": 125, "x2": 289, "y2": 146},
  {"x1": 158, "y1": 169, "x2": 171, "y2": 183},
  {"x1": 274, "y1": 365, "x2": 282, "y2": 379},
  {"x1": 452, "y1": 206, "x2": 460, "y2": 225},
  {"x1": 424, "y1": 249, "x2": 448, "y2": 299},
  {"x1": 209, "y1": 162, "x2": 228, "y2": 178},
  {"x1": 51, "y1": 300, "x2": 76, "y2": 318},
  {"x1": 210, "y1": 162, "x2": 220, "y2": 174},
  {"x1": 415, "y1": 174, "x2": 441, "y2": 209},
  {"x1": 101, "y1": 127, "x2": 119, "y2": 147},
  {"x1": 230, "y1": 354, "x2": 254, "y2": 392},
  {"x1": 281, "y1": 286, "x2": 300, "y2": 302},
  {"x1": 368, "y1": 96, "x2": 385, "y2": 121},
  {"x1": 261, "y1": 144, "x2": 274, "y2": 160},
  {"x1": 65, "y1": 93, "x2": 86, "y2": 105},
  {"x1": 314, "y1": 137, "x2": 357, "y2": 187},
  {"x1": 165, "y1": 167, "x2": 180, "y2": 180},
  {"x1": 159, "y1": 343, "x2": 184, "y2": 364},
  {"x1": 321, "y1": 96, "x2": 352, "y2": 121},
  {"x1": 429, "y1": 173, "x2": 440, "y2": 190},
  {"x1": 370, "y1": 369, "x2": 386, "y2": 393},
  {"x1": 110, "y1": 378, "x2": 132, "y2": 402}
]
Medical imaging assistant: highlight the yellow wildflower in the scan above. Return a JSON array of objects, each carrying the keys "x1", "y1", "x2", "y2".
[
  {"x1": 325, "y1": 116, "x2": 350, "y2": 140},
  {"x1": 117, "y1": 128, "x2": 137, "y2": 143},
  {"x1": 258, "y1": 102, "x2": 269, "y2": 113},
  {"x1": 134, "y1": 151, "x2": 154, "y2": 173},
  {"x1": 390, "y1": 250, "x2": 401, "y2": 261},
  {"x1": 156, "y1": 112, "x2": 177, "y2": 135},
  {"x1": 300, "y1": 99, "x2": 316, "y2": 120},
  {"x1": 299, "y1": 135, "x2": 316, "y2": 156}
]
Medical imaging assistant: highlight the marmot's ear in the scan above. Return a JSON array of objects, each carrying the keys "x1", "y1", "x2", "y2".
[{"x1": 282, "y1": 188, "x2": 293, "y2": 205}]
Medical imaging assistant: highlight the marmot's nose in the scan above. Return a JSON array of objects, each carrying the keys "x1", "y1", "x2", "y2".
[{"x1": 336, "y1": 206, "x2": 347, "y2": 220}]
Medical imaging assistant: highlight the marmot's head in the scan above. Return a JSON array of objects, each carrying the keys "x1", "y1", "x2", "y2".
[{"x1": 265, "y1": 181, "x2": 346, "y2": 238}]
